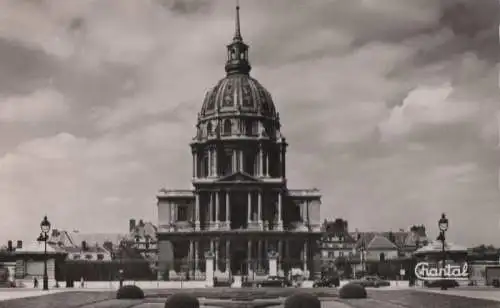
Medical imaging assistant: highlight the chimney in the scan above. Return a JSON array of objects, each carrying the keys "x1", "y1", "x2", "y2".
[
  {"x1": 7, "y1": 241, "x2": 12, "y2": 252},
  {"x1": 129, "y1": 219, "x2": 136, "y2": 232},
  {"x1": 16, "y1": 240, "x2": 22, "y2": 249}
]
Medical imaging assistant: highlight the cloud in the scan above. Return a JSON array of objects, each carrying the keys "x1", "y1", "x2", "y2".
[
  {"x1": 0, "y1": 0, "x2": 498, "y2": 246},
  {"x1": 0, "y1": 88, "x2": 68, "y2": 123}
]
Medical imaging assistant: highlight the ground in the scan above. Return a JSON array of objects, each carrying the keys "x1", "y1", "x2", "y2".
[{"x1": 2, "y1": 288, "x2": 500, "y2": 308}]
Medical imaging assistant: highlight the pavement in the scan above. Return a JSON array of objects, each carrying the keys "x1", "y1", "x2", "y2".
[
  {"x1": 417, "y1": 288, "x2": 500, "y2": 302},
  {"x1": 0, "y1": 289, "x2": 64, "y2": 301}
]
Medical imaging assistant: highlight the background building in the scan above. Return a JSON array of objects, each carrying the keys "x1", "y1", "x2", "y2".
[{"x1": 156, "y1": 6, "x2": 322, "y2": 281}]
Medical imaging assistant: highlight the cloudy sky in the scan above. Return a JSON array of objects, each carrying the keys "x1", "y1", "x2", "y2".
[{"x1": 0, "y1": 0, "x2": 498, "y2": 246}]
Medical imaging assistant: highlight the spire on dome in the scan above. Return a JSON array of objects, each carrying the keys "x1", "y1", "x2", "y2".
[
  {"x1": 233, "y1": 1, "x2": 242, "y2": 42},
  {"x1": 225, "y1": 1, "x2": 251, "y2": 75}
]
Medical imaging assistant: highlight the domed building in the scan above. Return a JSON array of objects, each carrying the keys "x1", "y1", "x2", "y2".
[{"x1": 156, "y1": 5, "x2": 322, "y2": 282}]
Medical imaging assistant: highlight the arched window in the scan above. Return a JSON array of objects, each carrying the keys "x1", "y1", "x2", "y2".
[
  {"x1": 379, "y1": 252, "x2": 385, "y2": 261},
  {"x1": 245, "y1": 120, "x2": 253, "y2": 136},
  {"x1": 206, "y1": 122, "x2": 212, "y2": 135},
  {"x1": 223, "y1": 119, "x2": 232, "y2": 135},
  {"x1": 203, "y1": 154, "x2": 209, "y2": 177}
]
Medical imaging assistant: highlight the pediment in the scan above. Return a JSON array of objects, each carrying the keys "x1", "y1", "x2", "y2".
[{"x1": 215, "y1": 172, "x2": 260, "y2": 183}]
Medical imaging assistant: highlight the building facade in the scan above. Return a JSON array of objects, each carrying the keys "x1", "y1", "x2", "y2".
[{"x1": 157, "y1": 6, "x2": 322, "y2": 281}]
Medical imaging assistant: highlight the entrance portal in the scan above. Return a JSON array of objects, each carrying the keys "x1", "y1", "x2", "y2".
[{"x1": 231, "y1": 249, "x2": 247, "y2": 275}]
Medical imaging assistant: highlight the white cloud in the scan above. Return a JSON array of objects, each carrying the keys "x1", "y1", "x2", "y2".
[
  {"x1": 0, "y1": 89, "x2": 68, "y2": 123},
  {"x1": 378, "y1": 83, "x2": 479, "y2": 140},
  {"x1": 0, "y1": 0, "x2": 497, "y2": 247}
]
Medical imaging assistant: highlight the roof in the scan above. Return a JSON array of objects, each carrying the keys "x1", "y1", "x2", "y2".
[
  {"x1": 67, "y1": 232, "x2": 127, "y2": 248},
  {"x1": 350, "y1": 230, "x2": 427, "y2": 250},
  {"x1": 15, "y1": 241, "x2": 65, "y2": 255},
  {"x1": 131, "y1": 222, "x2": 157, "y2": 241},
  {"x1": 366, "y1": 235, "x2": 398, "y2": 250},
  {"x1": 64, "y1": 246, "x2": 109, "y2": 254},
  {"x1": 414, "y1": 241, "x2": 468, "y2": 255}
]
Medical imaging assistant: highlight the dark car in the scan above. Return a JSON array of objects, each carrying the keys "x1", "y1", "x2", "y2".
[
  {"x1": 257, "y1": 275, "x2": 291, "y2": 287},
  {"x1": 313, "y1": 276, "x2": 340, "y2": 288},
  {"x1": 424, "y1": 279, "x2": 459, "y2": 288},
  {"x1": 352, "y1": 276, "x2": 391, "y2": 288}
]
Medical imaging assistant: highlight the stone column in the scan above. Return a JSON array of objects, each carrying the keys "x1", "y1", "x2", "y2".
[
  {"x1": 257, "y1": 191, "x2": 263, "y2": 229},
  {"x1": 278, "y1": 240, "x2": 283, "y2": 272},
  {"x1": 247, "y1": 240, "x2": 252, "y2": 275},
  {"x1": 232, "y1": 150, "x2": 237, "y2": 173},
  {"x1": 194, "y1": 241, "x2": 199, "y2": 276},
  {"x1": 215, "y1": 240, "x2": 220, "y2": 272},
  {"x1": 258, "y1": 240, "x2": 262, "y2": 271},
  {"x1": 303, "y1": 241, "x2": 308, "y2": 276},
  {"x1": 265, "y1": 153, "x2": 269, "y2": 177},
  {"x1": 205, "y1": 252, "x2": 214, "y2": 287},
  {"x1": 259, "y1": 147, "x2": 264, "y2": 176},
  {"x1": 247, "y1": 192, "x2": 252, "y2": 225},
  {"x1": 214, "y1": 148, "x2": 218, "y2": 176},
  {"x1": 239, "y1": 150, "x2": 244, "y2": 172},
  {"x1": 195, "y1": 193, "x2": 200, "y2": 231},
  {"x1": 208, "y1": 149, "x2": 212, "y2": 177},
  {"x1": 225, "y1": 192, "x2": 230, "y2": 229},
  {"x1": 215, "y1": 191, "x2": 220, "y2": 228},
  {"x1": 277, "y1": 192, "x2": 283, "y2": 230},
  {"x1": 192, "y1": 152, "x2": 197, "y2": 178},
  {"x1": 189, "y1": 240, "x2": 194, "y2": 276},
  {"x1": 304, "y1": 201, "x2": 309, "y2": 225},
  {"x1": 226, "y1": 240, "x2": 230, "y2": 275},
  {"x1": 281, "y1": 145, "x2": 286, "y2": 179},
  {"x1": 169, "y1": 202, "x2": 174, "y2": 231},
  {"x1": 208, "y1": 192, "x2": 213, "y2": 229}
]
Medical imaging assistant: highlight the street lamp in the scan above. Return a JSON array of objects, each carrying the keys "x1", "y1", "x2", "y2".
[
  {"x1": 438, "y1": 213, "x2": 449, "y2": 290},
  {"x1": 37, "y1": 216, "x2": 51, "y2": 291},
  {"x1": 359, "y1": 241, "x2": 366, "y2": 277}
]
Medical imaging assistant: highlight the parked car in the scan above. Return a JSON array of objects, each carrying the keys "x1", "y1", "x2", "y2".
[
  {"x1": 257, "y1": 275, "x2": 291, "y2": 287},
  {"x1": 213, "y1": 277, "x2": 233, "y2": 287},
  {"x1": 424, "y1": 279, "x2": 459, "y2": 288},
  {"x1": 352, "y1": 276, "x2": 391, "y2": 288},
  {"x1": 313, "y1": 276, "x2": 340, "y2": 288}
]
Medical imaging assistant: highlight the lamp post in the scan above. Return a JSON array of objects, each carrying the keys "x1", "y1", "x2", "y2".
[
  {"x1": 438, "y1": 213, "x2": 449, "y2": 290},
  {"x1": 359, "y1": 241, "x2": 366, "y2": 277},
  {"x1": 118, "y1": 240, "x2": 126, "y2": 288},
  {"x1": 37, "y1": 216, "x2": 51, "y2": 291}
]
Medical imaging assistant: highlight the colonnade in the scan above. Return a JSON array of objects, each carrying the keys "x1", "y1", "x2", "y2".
[
  {"x1": 192, "y1": 143, "x2": 286, "y2": 178},
  {"x1": 191, "y1": 190, "x2": 284, "y2": 231},
  {"x1": 182, "y1": 238, "x2": 310, "y2": 275}
]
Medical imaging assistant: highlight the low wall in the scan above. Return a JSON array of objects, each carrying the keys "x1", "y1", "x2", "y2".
[{"x1": 16, "y1": 279, "x2": 412, "y2": 290}]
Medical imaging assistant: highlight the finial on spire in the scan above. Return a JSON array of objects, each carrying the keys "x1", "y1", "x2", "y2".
[{"x1": 234, "y1": 0, "x2": 242, "y2": 41}]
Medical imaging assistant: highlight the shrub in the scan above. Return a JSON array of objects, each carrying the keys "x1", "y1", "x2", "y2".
[
  {"x1": 424, "y1": 279, "x2": 459, "y2": 288},
  {"x1": 116, "y1": 285, "x2": 145, "y2": 299},
  {"x1": 165, "y1": 293, "x2": 199, "y2": 308},
  {"x1": 284, "y1": 293, "x2": 320, "y2": 308},
  {"x1": 339, "y1": 283, "x2": 367, "y2": 299}
]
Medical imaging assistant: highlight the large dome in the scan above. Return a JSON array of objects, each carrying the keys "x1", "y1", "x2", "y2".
[{"x1": 200, "y1": 74, "x2": 277, "y2": 118}]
